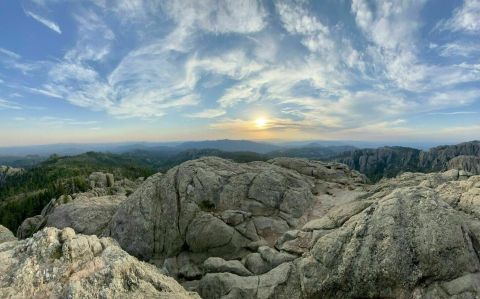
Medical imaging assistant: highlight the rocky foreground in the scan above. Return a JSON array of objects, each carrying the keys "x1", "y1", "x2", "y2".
[
  {"x1": 5, "y1": 156, "x2": 480, "y2": 298},
  {"x1": 0, "y1": 226, "x2": 199, "y2": 298}
]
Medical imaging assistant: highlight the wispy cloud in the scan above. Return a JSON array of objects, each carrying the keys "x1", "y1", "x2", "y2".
[
  {"x1": 276, "y1": 1, "x2": 333, "y2": 53},
  {"x1": 351, "y1": 0, "x2": 428, "y2": 91},
  {"x1": 437, "y1": 0, "x2": 480, "y2": 33},
  {"x1": 436, "y1": 42, "x2": 480, "y2": 57},
  {"x1": 0, "y1": 46, "x2": 41, "y2": 74},
  {"x1": 162, "y1": 0, "x2": 267, "y2": 34},
  {"x1": 27, "y1": 87, "x2": 63, "y2": 99},
  {"x1": 25, "y1": 10, "x2": 62, "y2": 34},
  {"x1": 186, "y1": 108, "x2": 226, "y2": 118},
  {"x1": 428, "y1": 111, "x2": 478, "y2": 115},
  {"x1": 0, "y1": 98, "x2": 45, "y2": 111},
  {"x1": 0, "y1": 48, "x2": 21, "y2": 59},
  {"x1": 39, "y1": 1, "x2": 265, "y2": 119},
  {"x1": 0, "y1": 99, "x2": 22, "y2": 110},
  {"x1": 14, "y1": 116, "x2": 100, "y2": 128},
  {"x1": 65, "y1": 10, "x2": 114, "y2": 62}
]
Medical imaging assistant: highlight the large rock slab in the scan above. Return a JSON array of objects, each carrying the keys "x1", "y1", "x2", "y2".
[
  {"x1": 105, "y1": 173, "x2": 163, "y2": 260},
  {"x1": 0, "y1": 227, "x2": 199, "y2": 298},
  {"x1": 269, "y1": 157, "x2": 367, "y2": 185},
  {"x1": 203, "y1": 257, "x2": 252, "y2": 276},
  {"x1": 199, "y1": 263, "x2": 302, "y2": 299},
  {"x1": 297, "y1": 186, "x2": 480, "y2": 298},
  {"x1": 45, "y1": 194, "x2": 126, "y2": 235},
  {"x1": 109, "y1": 157, "x2": 319, "y2": 264}
]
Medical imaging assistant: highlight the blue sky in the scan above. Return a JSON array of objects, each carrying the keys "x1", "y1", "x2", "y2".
[{"x1": 0, "y1": 0, "x2": 479, "y2": 146}]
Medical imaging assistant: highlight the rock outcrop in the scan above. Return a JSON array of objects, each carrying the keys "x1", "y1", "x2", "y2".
[
  {"x1": 108, "y1": 157, "x2": 366, "y2": 282},
  {"x1": 17, "y1": 172, "x2": 142, "y2": 239},
  {"x1": 333, "y1": 146, "x2": 422, "y2": 181},
  {"x1": 88, "y1": 172, "x2": 115, "y2": 188},
  {"x1": 448, "y1": 155, "x2": 480, "y2": 175},
  {"x1": 195, "y1": 170, "x2": 480, "y2": 298},
  {"x1": 0, "y1": 227, "x2": 199, "y2": 298},
  {"x1": 423, "y1": 141, "x2": 480, "y2": 171},
  {"x1": 297, "y1": 186, "x2": 480, "y2": 298},
  {"x1": 334, "y1": 141, "x2": 480, "y2": 181}
]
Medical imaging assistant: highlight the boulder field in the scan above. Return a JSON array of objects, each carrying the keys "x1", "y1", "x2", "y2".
[{"x1": 10, "y1": 156, "x2": 480, "y2": 298}]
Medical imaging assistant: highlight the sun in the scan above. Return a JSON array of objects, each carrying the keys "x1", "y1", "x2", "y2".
[{"x1": 255, "y1": 117, "x2": 267, "y2": 128}]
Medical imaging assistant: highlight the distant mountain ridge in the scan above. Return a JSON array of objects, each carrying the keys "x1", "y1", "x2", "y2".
[
  {"x1": 176, "y1": 139, "x2": 281, "y2": 154},
  {"x1": 334, "y1": 141, "x2": 480, "y2": 181},
  {"x1": 2, "y1": 140, "x2": 480, "y2": 183},
  {"x1": 270, "y1": 145, "x2": 357, "y2": 159},
  {"x1": 0, "y1": 139, "x2": 447, "y2": 156},
  {"x1": 0, "y1": 139, "x2": 352, "y2": 156}
]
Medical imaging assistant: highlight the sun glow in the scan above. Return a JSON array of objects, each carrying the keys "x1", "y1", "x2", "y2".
[{"x1": 255, "y1": 117, "x2": 268, "y2": 128}]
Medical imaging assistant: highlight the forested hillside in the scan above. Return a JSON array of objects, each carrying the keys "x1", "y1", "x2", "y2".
[
  {"x1": 0, "y1": 152, "x2": 155, "y2": 231},
  {"x1": 0, "y1": 149, "x2": 269, "y2": 231}
]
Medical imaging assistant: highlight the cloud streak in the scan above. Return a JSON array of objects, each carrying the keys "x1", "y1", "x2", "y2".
[
  {"x1": 186, "y1": 108, "x2": 226, "y2": 118},
  {"x1": 25, "y1": 10, "x2": 62, "y2": 34},
  {"x1": 0, "y1": 99, "x2": 22, "y2": 110},
  {"x1": 0, "y1": 48, "x2": 21, "y2": 59}
]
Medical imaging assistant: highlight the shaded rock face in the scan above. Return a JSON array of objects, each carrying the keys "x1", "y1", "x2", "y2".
[
  {"x1": 16, "y1": 215, "x2": 44, "y2": 239},
  {"x1": 0, "y1": 227, "x2": 199, "y2": 298},
  {"x1": 334, "y1": 146, "x2": 422, "y2": 181},
  {"x1": 422, "y1": 141, "x2": 480, "y2": 171},
  {"x1": 448, "y1": 155, "x2": 480, "y2": 175},
  {"x1": 334, "y1": 141, "x2": 480, "y2": 181},
  {"x1": 108, "y1": 157, "x2": 365, "y2": 282}
]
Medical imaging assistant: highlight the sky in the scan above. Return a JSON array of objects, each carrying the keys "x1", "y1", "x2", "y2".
[{"x1": 0, "y1": 0, "x2": 479, "y2": 146}]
